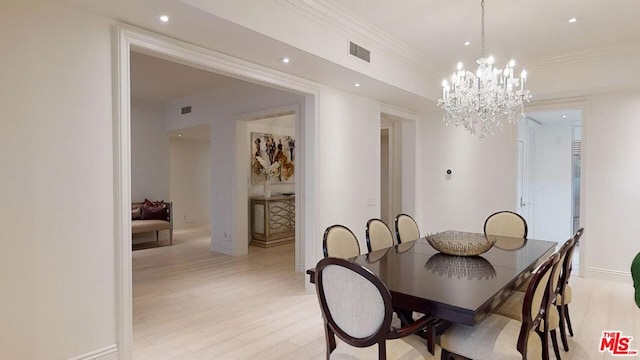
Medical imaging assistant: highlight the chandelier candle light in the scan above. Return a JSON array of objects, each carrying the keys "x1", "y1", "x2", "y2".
[{"x1": 437, "y1": 0, "x2": 532, "y2": 138}]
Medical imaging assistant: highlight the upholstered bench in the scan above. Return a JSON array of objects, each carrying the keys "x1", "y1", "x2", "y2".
[{"x1": 132, "y1": 201, "x2": 173, "y2": 245}]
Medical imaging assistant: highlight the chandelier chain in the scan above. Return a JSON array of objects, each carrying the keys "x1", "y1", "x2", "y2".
[{"x1": 480, "y1": 0, "x2": 485, "y2": 58}]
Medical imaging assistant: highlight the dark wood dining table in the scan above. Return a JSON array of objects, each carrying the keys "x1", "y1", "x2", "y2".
[{"x1": 306, "y1": 232, "x2": 556, "y2": 352}]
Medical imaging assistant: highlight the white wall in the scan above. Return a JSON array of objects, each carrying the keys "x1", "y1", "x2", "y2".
[
  {"x1": 533, "y1": 121, "x2": 573, "y2": 241},
  {"x1": 131, "y1": 99, "x2": 170, "y2": 202},
  {"x1": 583, "y1": 91, "x2": 640, "y2": 281},
  {"x1": 0, "y1": 1, "x2": 117, "y2": 359},
  {"x1": 315, "y1": 87, "x2": 382, "y2": 254},
  {"x1": 4, "y1": 3, "x2": 640, "y2": 360},
  {"x1": 165, "y1": 83, "x2": 304, "y2": 254},
  {"x1": 170, "y1": 136, "x2": 212, "y2": 226},
  {"x1": 418, "y1": 110, "x2": 519, "y2": 235}
]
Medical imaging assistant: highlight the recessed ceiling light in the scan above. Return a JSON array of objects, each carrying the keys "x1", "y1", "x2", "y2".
[
  {"x1": 159, "y1": 15, "x2": 170, "y2": 23},
  {"x1": 354, "y1": 83, "x2": 361, "y2": 87},
  {"x1": 562, "y1": 115, "x2": 568, "y2": 119},
  {"x1": 568, "y1": 17, "x2": 580, "y2": 23},
  {"x1": 464, "y1": 41, "x2": 471, "y2": 46},
  {"x1": 280, "y1": 57, "x2": 290, "y2": 64},
  {"x1": 178, "y1": 134, "x2": 182, "y2": 137}
]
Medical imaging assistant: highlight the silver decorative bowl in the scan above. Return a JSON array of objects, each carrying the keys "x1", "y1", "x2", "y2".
[{"x1": 426, "y1": 231, "x2": 497, "y2": 256}]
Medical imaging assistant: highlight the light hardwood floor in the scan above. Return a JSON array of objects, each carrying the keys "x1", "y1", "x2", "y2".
[{"x1": 133, "y1": 228, "x2": 640, "y2": 359}]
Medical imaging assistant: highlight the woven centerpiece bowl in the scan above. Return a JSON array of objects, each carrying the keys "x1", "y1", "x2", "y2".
[{"x1": 426, "y1": 231, "x2": 497, "y2": 256}]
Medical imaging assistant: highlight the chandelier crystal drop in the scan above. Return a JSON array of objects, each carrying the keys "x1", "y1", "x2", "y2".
[{"x1": 436, "y1": 0, "x2": 532, "y2": 138}]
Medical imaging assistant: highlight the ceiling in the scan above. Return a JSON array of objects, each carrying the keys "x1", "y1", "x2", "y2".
[
  {"x1": 326, "y1": 0, "x2": 640, "y2": 71},
  {"x1": 131, "y1": 51, "x2": 242, "y2": 101},
  {"x1": 62, "y1": 0, "x2": 640, "y2": 110},
  {"x1": 528, "y1": 109, "x2": 581, "y2": 124},
  {"x1": 168, "y1": 124, "x2": 211, "y2": 140}
]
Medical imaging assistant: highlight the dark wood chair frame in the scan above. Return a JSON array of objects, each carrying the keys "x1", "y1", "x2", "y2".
[
  {"x1": 557, "y1": 228, "x2": 584, "y2": 351},
  {"x1": 322, "y1": 224, "x2": 361, "y2": 259},
  {"x1": 484, "y1": 210, "x2": 529, "y2": 237},
  {"x1": 315, "y1": 257, "x2": 436, "y2": 360},
  {"x1": 365, "y1": 218, "x2": 395, "y2": 253},
  {"x1": 440, "y1": 253, "x2": 560, "y2": 360},
  {"x1": 394, "y1": 213, "x2": 419, "y2": 245},
  {"x1": 392, "y1": 213, "x2": 423, "y2": 329},
  {"x1": 546, "y1": 238, "x2": 576, "y2": 359}
]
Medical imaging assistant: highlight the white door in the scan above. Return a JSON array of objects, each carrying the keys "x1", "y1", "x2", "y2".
[
  {"x1": 517, "y1": 140, "x2": 526, "y2": 216},
  {"x1": 517, "y1": 120, "x2": 538, "y2": 237}
]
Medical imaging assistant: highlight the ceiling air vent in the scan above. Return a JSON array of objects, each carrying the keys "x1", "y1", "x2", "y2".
[
  {"x1": 181, "y1": 106, "x2": 192, "y2": 114},
  {"x1": 349, "y1": 41, "x2": 370, "y2": 63}
]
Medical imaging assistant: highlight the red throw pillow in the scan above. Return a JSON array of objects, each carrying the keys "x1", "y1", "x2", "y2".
[{"x1": 141, "y1": 199, "x2": 168, "y2": 220}]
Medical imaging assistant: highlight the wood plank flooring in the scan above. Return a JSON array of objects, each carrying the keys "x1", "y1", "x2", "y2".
[{"x1": 133, "y1": 227, "x2": 640, "y2": 359}]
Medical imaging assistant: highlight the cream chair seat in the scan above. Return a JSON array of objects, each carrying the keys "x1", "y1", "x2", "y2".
[
  {"x1": 494, "y1": 237, "x2": 576, "y2": 359},
  {"x1": 439, "y1": 253, "x2": 560, "y2": 360}
]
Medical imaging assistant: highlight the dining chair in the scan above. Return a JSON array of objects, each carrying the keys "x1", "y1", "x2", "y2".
[
  {"x1": 555, "y1": 228, "x2": 583, "y2": 350},
  {"x1": 366, "y1": 218, "x2": 395, "y2": 253},
  {"x1": 393, "y1": 213, "x2": 425, "y2": 326},
  {"x1": 484, "y1": 210, "x2": 528, "y2": 239},
  {"x1": 394, "y1": 213, "x2": 420, "y2": 244},
  {"x1": 439, "y1": 252, "x2": 560, "y2": 360},
  {"x1": 322, "y1": 225, "x2": 361, "y2": 259},
  {"x1": 494, "y1": 238, "x2": 575, "y2": 359},
  {"x1": 314, "y1": 257, "x2": 437, "y2": 359}
]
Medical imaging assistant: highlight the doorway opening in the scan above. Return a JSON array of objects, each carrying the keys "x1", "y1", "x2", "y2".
[
  {"x1": 239, "y1": 111, "x2": 298, "y2": 258},
  {"x1": 117, "y1": 28, "x2": 319, "y2": 358},
  {"x1": 380, "y1": 115, "x2": 403, "y2": 225},
  {"x1": 517, "y1": 108, "x2": 582, "y2": 267},
  {"x1": 168, "y1": 124, "x2": 212, "y2": 236}
]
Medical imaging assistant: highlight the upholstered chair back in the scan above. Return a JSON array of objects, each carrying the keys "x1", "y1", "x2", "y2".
[
  {"x1": 323, "y1": 225, "x2": 361, "y2": 259},
  {"x1": 484, "y1": 211, "x2": 528, "y2": 238},
  {"x1": 553, "y1": 238, "x2": 575, "y2": 294},
  {"x1": 394, "y1": 214, "x2": 420, "y2": 244},
  {"x1": 366, "y1": 219, "x2": 394, "y2": 253},
  {"x1": 315, "y1": 257, "x2": 393, "y2": 348},
  {"x1": 521, "y1": 253, "x2": 560, "y2": 349}
]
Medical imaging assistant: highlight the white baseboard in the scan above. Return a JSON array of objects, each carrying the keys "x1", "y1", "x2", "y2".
[
  {"x1": 68, "y1": 344, "x2": 117, "y2": 360},
  {"x1": 211, "y1": 242, "x2": 233, "y2": 255},
  {"x1": 585, "y1": 266, "x2": 632, "y2": 284}
]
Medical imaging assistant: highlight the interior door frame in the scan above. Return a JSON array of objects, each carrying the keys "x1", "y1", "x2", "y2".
[
  {"x1": 233, "y1": 105, "x2": 304, "y2": 271},
  {"x1": 113, "y1": 25, "x2": 320, "y2": 360},
  {"x1": 524, "y1": 99, "x2": 590, "y2": 279}
]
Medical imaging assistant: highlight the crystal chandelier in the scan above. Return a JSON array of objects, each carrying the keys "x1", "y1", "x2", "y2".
[{"x1": 437, "y1": 0, "x2": 532, "y2": 138}]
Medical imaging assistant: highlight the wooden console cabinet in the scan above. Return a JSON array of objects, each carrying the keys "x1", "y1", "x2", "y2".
[{"x1": 250, "y1": 195, "x2": 295, "y2": 248}]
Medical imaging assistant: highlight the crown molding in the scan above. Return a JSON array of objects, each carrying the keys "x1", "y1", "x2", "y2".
[
  {"x1": 278, "y1": 1, "x2": 640, "y2": 80},
  {"x1": 525, "y1": 40, "x2": 640, "y2": 71},
  {"x1": 276, "y1": 0, "x2": 440, "y2": 80}
]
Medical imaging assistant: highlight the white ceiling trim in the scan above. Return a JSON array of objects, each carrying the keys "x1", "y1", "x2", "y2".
[
  {"x1": 526, "y1": 40, "x2": 640, "y2": 71},
  {"x1": 277, "y1": 0, "x2": 440, "y2": 78},
  {"x1": 279, "y1": 0, "x2": 640, "y2": 81},
  {"x1": 122, "y1": 24, "x2": 322, "y2": 97}
]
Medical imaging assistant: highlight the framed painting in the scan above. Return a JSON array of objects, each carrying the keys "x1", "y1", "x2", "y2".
[{"x1": 251, "y1": 132, "x2": 295, "y2": 184}]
